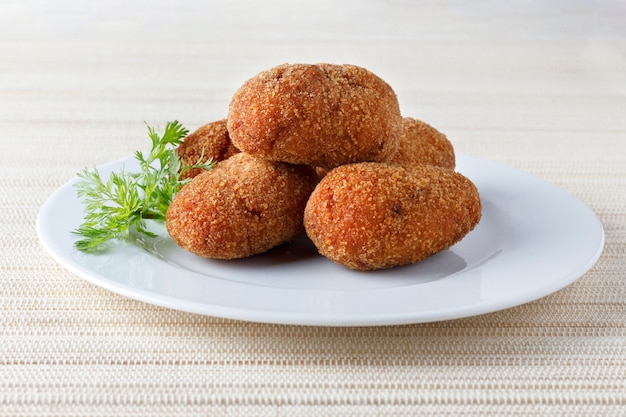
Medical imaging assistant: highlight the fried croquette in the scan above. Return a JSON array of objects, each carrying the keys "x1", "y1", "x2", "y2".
[
  {"x1": 227, "y1": 63, "x2": 402, "y2": 169},
  {"x1": 176, "y1": 119, "x2": 240, "y2": 179},
  {"x1": 166, "y1": 153, "x2": 318, "y2": 259},
  {"x1": 304, "y1": 163, "x2": 481, "y2": 271},
  {"x1": 385, "y1": 117, "x2": 456, "y2": 169}
]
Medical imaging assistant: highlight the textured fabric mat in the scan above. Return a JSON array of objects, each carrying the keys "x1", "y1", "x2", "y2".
[{"x1": 1, "y1": 1, "x2": 625, "y2": 416}]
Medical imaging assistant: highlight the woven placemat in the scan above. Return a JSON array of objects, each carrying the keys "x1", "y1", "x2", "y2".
[{"x1": 2, "y1": 2, "x2": 625, "y2": 416}]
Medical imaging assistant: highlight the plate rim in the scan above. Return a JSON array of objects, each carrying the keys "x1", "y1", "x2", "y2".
[{"x1": 36, "y1": 154, "x2": 605, "y2": 326}]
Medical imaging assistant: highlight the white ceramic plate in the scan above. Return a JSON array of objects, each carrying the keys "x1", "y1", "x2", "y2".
[{"x1": 37, "y1": 154, "x2": 604, "y2": 326}]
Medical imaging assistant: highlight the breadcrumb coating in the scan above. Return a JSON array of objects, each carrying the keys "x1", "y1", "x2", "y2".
[
  {"x1": 227, "y1": 63, "x2": 402, "y2": 168},
  {"x1": 167, "y1": 63, "x2": 477, "y2": 271},
  {"x1": 176, "y1": 119, "x2": 240, "y2": 179},
  {"x1": 385, "y1": 117, "x2": 456, "y2": 169},
  {"x1": 166, "y1": 153, "x2": 318, "y2": 259},
  {"x1": 304, "y1": 162, "x2": 481, "y2": 271}
]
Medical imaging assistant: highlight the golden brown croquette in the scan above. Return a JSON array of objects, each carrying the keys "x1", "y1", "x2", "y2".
[
  {"x1": 227, "y1": 63, "x2": 402, "y2": 169},
  {"x1": 384, "y1": 117, "x2": 456, "y2": 169},
  {"x1": 176, "y1": 119, "x2": 240, "y2": 179},
  {"x1": 166, "y1": 153, "x2": 319, "y2": 259},
  {"x1": 303, "y1": 162, "x2": 481, "y2": 271}
]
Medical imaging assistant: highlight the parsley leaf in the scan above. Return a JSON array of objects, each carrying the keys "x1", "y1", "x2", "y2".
[{"x1": 73, "y1": 120, "x2": 215, "y2": 252}]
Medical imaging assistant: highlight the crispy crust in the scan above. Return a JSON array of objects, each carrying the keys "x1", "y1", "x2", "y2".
[
  {"x1": 303, "y1": 163, "x2": 481, "y2": 271},
  {"x1": 166, "y1": 153, "x2": 318, "y2": 259},
  {"x1": 227, "y1": 63, "x2": 402, "y2": 168},
  {"x1": 176, "y1": 119, "x2": 240, "y2": 179},
  {"x1": 385, "y1": 117, "x2": 456, "y2": 169}
]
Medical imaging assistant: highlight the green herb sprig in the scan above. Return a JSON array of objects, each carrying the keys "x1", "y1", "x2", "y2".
[{"x1": 73, "y1": 120, "x2": 214, "y2": 252}]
